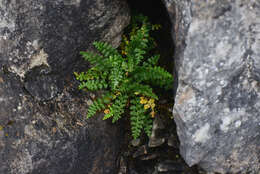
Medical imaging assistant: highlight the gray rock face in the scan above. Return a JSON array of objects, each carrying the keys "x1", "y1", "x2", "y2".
[
  {"x1": 0, "y1": 0, "x2": 130, "y2": 173},
  {"x1": 164, "y1": 0, "x2": 260, "y2": 173},
  {"x1": 0, "y1": 0, "x2": 129, "y2": 100}
]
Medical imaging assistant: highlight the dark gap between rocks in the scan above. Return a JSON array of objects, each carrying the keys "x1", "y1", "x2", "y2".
[{"x1": 118, "y1": 0, "x2": 201, "y2": 174}]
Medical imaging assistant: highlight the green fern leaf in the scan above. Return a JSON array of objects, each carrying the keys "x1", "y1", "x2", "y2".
[{"x1": 86, "y1": 92, "x2": 112, "y2": 118}]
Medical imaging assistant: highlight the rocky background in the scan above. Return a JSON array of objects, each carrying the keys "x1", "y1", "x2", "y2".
[
  {"x1": 1, "y1": 0, "x2": 260, "y2": 174},
  {"x1": 0, "y1": 0, "x2": 130, "y2": 173}
]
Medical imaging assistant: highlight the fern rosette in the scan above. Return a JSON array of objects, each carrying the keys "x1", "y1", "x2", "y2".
[{"x1": 75, "y1": 15, "x2": 173, "y2": 139}]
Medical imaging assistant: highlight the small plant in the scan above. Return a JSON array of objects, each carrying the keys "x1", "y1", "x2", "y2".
[{"x1": 74, "y1": 15, "x2": 173, "y2": 139}]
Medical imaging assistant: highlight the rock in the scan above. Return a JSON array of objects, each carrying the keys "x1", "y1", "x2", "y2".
[
  {"x1": 0, "y1": 0, "x2": 130, "y2": 173},
  {"x1": 131, "y1": 138, "x2": 141, "y2": 147},
  {"x1": 129, "y1": 169, "x2": 139, "y2": 174},
  {"x1": 148, "y1": 117, "x2": 166, "y2": 147},
  {"x1": 163, "y1": 0, "x2": 260, "y2": 173},
  {"x1": 139, "y1": 153, "x2": 158, "y2": 161},
  {"x1": 167, "y1": 134, "x2": 178, "y2": 148},
  {"x1": 148, "y1": 137, "x2": 165, "y2": 148},
  {"x1": 24, "y1": 65, "x2": 63, "y2": 101},
  {"x1": 156, "y1": 160, "x2": 185, "y2": 173},
  {"x1": 0, "y1": 0, "x2": 130, "y2": 78},
  {"x1": 153, "y1": 116, "x2": 165, "y2": 130},
  {"x1": 118, "y1": 156, "x2": 127, "y2": 174},
  {"x1": 0, "y1": 70, "x2": 124, "y2": 174},
  {"x1": 133, "y1": 145, "x2": 148, "y2": 158}
]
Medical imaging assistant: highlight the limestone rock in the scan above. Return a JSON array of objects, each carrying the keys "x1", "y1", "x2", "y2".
[
  {"x1": 133, "y1": 145, "x2": 149, "y2": 158},
  {"x1": 164, "y1": 0, "x2": 260, "y2": 173},
  {"x1": 156, "y1": 160, "x2": 186, "y2": 173},
  {"x1": 148, "y1": 116, "x2": 166, "y2": 147},
  {"x1": 0, "y1": 0, "x2": 130, "y2": 173}
]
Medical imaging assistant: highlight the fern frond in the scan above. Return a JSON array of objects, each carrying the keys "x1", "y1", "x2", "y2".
[
  {"x1": 130, "y1": 97, "x2": 151, "y2": 139},
  {"x1": 87, "y1": 98, "x2": 106, "y2": 119},
  {"x1": 133, "y1": 83, "x2": 158, "y2": 99},
  {"x1": 119, "y1": 81, "x2": 158, "y2": 99},
  {"x1": 143, "y1": 55, "x2": 160, "y2": 67},
  {"x1": 109, "y1": 68, "x2": 125, "y2": 91},
  {"x1": 111, "y1": 95, "x2": 128, "y2": 123},
  {"x1": 125, "y1": 25, "x2": 149, "y2": 72},
  {"x1": 100, "y1": 53, "x2": 125, "y2": 91},
  {"x1": 143, "y1": 116, "x2": 153, "y2": 137},
  {"x1": 93, "y1": 41, "x2": 120, "y2": 57},
  {"x1": 80, "y1": 51, "x2": 103, "y2": 65},
  {"x1": 87, "y1": 92, "x2": 112, "y2": 118},
  {"x1": 80, "y1": 51, "x2": 110, "y2": 70},
  {"x1": 74, "y1": 67, "x2": 105, "y2": 82},
  {"x1": 130, "y1": 14, "x2": 149, "y2": 28},
  {"x1": 132, "y1": 66, "x2": 173, "y2": 89},
  {"x1": 103, "y1": 94, "x2": 128, "y2": 123},
  {"x1": 78, "y1": 79, "x2": 108, "y2": 91}
]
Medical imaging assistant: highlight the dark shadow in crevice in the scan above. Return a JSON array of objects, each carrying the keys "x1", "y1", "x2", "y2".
[
  {"x1": 127, "y1": 0, "x2": 177, "y2": 102},
  {"x1": 123, "y1": 1, "x2": 203, "y2": 174},
  {"x1": 123, "y1": 0, "x2": 198, "y2": 174}
]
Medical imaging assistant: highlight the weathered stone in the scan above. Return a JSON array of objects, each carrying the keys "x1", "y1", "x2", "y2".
[
  {"x1": 1, "y1": 0, "x2": 129, "y2": 70},
  {"x1": 163, "y1": 0, "x2": 260, "y2": 173},
  {"x1": 129, "y1": 169, "x2": 139, "y2": 174},
  {"x1": 167, "y1": 134, "x2": 178, "y2": 148},
  {"x1": 148, "y1": 137, "x2": 165, "y2": 148},
  {"x1": 0, "y1": 70, "x2": 125, "y2": 174},
  {"x1": 0, "y1": 0, "x2": 130, "y2": 173},
  {"x1": 133, "y1": 145, "x2": 148, "y2": 158},
  {"x1": 0, "y1": 0, "x2": 129, "y2": 100},
  {"x1": 156, "y1": 160, "x2": 185, "y2": 173},
  {"x1": 118, "y1": 156, "x2": 127, "y2": 174},
  {"x1": 149, "y1": 117, "x2": 166, "y2": 147},
  {"x1": 131, "y1": 138, "x2": 141, "y2": 147},
  {"x1": 139, "y1": 153, "x2": 159, "y2": 161},
  {"x1": 24, "y1": 65, "x2": 63, "y2": 101}
]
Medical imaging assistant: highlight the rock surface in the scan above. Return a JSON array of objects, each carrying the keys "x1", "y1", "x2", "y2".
[
  {"x1": 164, "y1": 0, "x2": 260, "y2": 173},
  {"x1": 0, "y1": 0, "x2": 130, "y2": 173}
]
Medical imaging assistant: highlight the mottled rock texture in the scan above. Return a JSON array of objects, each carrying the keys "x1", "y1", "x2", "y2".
[
  {"x1": 0, "y1": 0, "x2": 130, "y2": 173},
  {"x1": 163, "y1": 0, "x2": 260, "y2": 173}
]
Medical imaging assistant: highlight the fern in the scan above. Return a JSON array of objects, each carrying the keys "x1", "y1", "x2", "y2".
[
  {"x1": 143, "y1": 116, "x2": 153, "y2": 137},
  {"x1": 103, "y1": 94, "x2": 128, "y2": 123},
  {"x1": 129, "y1": 97, "x2": 153, "y2": 139},
  {"x1": 108, "y1": 55, "x2": 125, "y2": 91},
  {"x1": 80, "y1": 51, "x2": 103, "y2": 65},
  {"x1": 132, "y1": 66, "x2": 173, "y2": 89},
  {"x1": 75, "y1": 14, "x2": 173, "y2": 139},
  {"x1": 93, "y1": 41, "x2": 120, "y2": 57},
  {"x1": 130, "y1": 83, "x2": 158, "y2": 99},
  {"x1": 86, "y1": 92, "x2": 112, "y2": 118},
  {"x1": 143, "y1": 54, "x2": 160, "y2": 67},
  {"x1": 78, "y1": 79, "x2": 108, "y2": 91},
  {"x1": 87, "y1": 98, "x2": 106, "y2": 119}
]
